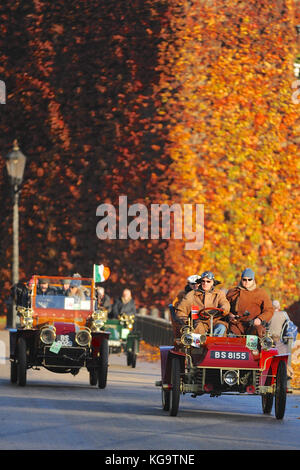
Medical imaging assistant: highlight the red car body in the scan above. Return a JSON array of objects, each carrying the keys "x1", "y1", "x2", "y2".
[{"x1": 157, "y1": 327, "x2": 289, "y2": 419}]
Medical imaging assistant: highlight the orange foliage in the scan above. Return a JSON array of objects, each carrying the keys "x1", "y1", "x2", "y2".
[
  {"x1": 138, "y1": 340, "x2": 160, "y2": 363},
  {"x1": 150, "y1": 0, "x2": 300, "y2": 307},
  {"x1": 291, "y1": 334, "x2": 300, "y2": 389},
  {"x1": 291, "y1": 363, "x2": 300, "y2": 389}
]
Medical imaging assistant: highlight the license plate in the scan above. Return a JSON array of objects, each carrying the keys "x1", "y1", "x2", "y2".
[
  {"x1": 56, "y1": 334, "x2": 73, "y2": 346},
  {"x1": 210, "y1": 351, "x2": 249, "y2": 360}
]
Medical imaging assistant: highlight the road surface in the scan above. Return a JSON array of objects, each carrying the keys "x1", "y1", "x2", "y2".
[{"x1": 0, "y1": 330, "x2": 299, "y2": 451}]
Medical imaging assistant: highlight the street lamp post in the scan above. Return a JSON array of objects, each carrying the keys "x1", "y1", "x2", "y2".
[{"x1": 6, "y1": 140, "x2": 26, "y2": 328}]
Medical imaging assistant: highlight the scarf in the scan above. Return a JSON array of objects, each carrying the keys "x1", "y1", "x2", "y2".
[{"x1": 197, "y1": 286, "x2": 215, "y2": 294}]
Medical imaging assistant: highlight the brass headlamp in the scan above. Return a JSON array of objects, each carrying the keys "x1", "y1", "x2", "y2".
[
  {"x1": 91, "y1": 309, "x2": 107, "y2": 331},
  {"x1": 17, "y1": 307, "x2": 34, "y2": 329},
  {"x1": 180, "y1": 324, "x2": 194, "y2": 343},
  {"x1": 75, "y1": 327, "x2": 92, "y2": 346},
  {"x1": 180, "y1": 332, "x2": 207, "y2": 347},
  {"x1": 40, "y1": 325, "x2": 56, "y2": 344},
  {"x1": 180, "y1": 324, "x2": 206, "y2": 348},
  {"x1": 119, "y1": 314, "x2": 135, "y2": 330},
  {"x1": 181, "y1": 333, "x2": 193, "y2": 346}
]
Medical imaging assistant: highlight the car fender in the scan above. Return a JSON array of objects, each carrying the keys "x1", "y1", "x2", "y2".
[
  {"x1": 10, "y1": 328, "x2": 38, "y2": 360},
  {"x1": 160, "y1": 346, "x2": 185, "y2": 384},
  {"x1": 260, "y1": 351, "x2": 289, "y2": 386},
  {"x1": 91, "y1": 330, "x2": 110, "y2": 355}
]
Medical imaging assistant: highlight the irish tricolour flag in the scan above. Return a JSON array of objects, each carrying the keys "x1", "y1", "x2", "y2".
[{"x1": 93, "y1": 264, "x2": 110, "y2": 283}]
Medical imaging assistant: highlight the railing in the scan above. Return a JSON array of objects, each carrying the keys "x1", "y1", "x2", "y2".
[{"x1": 135, "y1": 314, "x2": 173, "y2": 347}]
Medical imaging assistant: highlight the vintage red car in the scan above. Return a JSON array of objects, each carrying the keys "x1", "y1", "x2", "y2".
[
  {"x1": 156, "y1": 308, "x2": 289, "y2": 419},
  {"x1": 9, "y1": 275, "x2": 110, "y2": 388}
]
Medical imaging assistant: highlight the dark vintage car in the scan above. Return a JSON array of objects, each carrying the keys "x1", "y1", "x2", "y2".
[
  {"x1": 104, "y1": 314, "x2": 140, "y2": 368},
  {"x1": 9, "y1": 275, "x2": 110, "y2": 388},
  {"x1": 156, "y1": 308, "x2": 289, "y2": 419}
]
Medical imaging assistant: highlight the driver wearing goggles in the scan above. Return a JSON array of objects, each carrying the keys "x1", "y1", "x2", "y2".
[{"x1": 175, "y1": 271, "x2": 230, "y2": 336}]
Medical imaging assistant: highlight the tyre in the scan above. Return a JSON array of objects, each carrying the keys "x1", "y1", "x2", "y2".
[
  {"x1": 275, "y1": 361, "x2": 287, "y2": 420},
  {"x1": 10, "y1": 361, "x2": 18, "y2": 384},
  {"x1": 131, "y1": 353, "x2": 137, "y2": 368},
  {"x1": 127, "y1": 351, "x2": 132, "y2": 366},
  {"x1": 169, "y1": 357, "x2": 181, "y2": 416},
  {"x1": 17, "y1": 337, "x2": 27, "y2": 387},
  {"x1": 262, "y1": 393, "x2": 273, "y2": 414},
  {"x1": 98, "y1": 338, "x2": 108, "y2": 389},
  {"x1": 162, "y1": 389, "x2": 170, "y2": 411},
  {"x1": 89, "y1": 368, "x2": 97, "y2": 386},
  {"x1": 131, "y1": 340, "x2": 138, "y2": 368}
]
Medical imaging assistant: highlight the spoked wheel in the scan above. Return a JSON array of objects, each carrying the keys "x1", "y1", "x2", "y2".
[
  {"x1": 162, "y1": 388, "x2": 170, "y2": 411},
  {"x1": 169, "y1": 357, "x2": 181, "y2": 416},
  {"x1": 275, "y1": 361, "x2": 287, "y2": 420},
  {"x1": 262, "y1": 393, "x2": 273, "y2": 414},
  {"x1": 98, "y1": 338, "x2": 109, "y2": 389},
  {"x1": 17, "y1": 337, "x2": 27, "y2": 387}
]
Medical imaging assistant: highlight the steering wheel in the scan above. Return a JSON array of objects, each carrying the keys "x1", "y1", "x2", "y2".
[{"x1": 198, "y1": 307, "x2": 225, "y2": 320}]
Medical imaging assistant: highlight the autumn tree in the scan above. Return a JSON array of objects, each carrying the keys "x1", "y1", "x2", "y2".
[{"x1": 151, "y1": 0, "x2": 300, "y2": 307}]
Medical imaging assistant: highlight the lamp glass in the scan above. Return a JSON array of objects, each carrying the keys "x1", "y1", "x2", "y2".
[{"x1": 6, "y1": 142, "x2": 26, "y2": 185}]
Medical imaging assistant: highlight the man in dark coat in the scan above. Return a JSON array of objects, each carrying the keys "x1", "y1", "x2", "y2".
[
  {"x1": 36, "y1": 279, "x2": 56, "y2": 296},
  {"x1": 226, "y1": 268, "x2": 274, "y2": 337},
  {"x1": 36, "y1": 278, "x2": 57, "y2": 308},
  {"x1": 110, "y1": 288, "x2": 136, "y2": 319},
  {"x1": 13, "y1": 279, "x2": 33, "y2": 308},
  {"x1": 95, "y1": 284, "x2": 112, "y2": 314}
]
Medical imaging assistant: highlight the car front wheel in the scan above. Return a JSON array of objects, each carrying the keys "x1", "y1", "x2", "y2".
[
  {"x1": 98, "y1": 338, "x2": 108, "y2": 389},
  {"x1": 169, "y1": 357, "x2": 181, "y2": 416},
  {"x1": 162, "y1": 388, "x2": 170, "y2": 411},
  {"x1": 10, "y1": 361, "x2": 17, "y2": 384},
  {"x1": 131, "y1": 339, "x2": 138, "y2": 368},
  {"x1": 17, "y1": 337, "x2": 27, "y2": 387},
  {"x1": 275, "y1": 361, "x2": 287, "y2": 420}
]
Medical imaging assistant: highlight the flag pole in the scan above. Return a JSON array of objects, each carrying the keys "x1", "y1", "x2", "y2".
[{"x1": 92, "y1": 264, "x2": 95, "y2": 298}]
